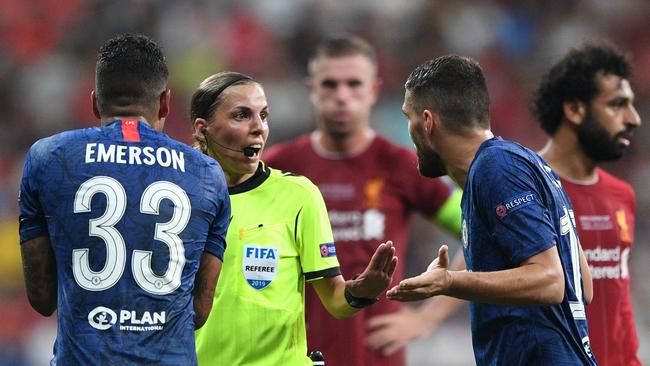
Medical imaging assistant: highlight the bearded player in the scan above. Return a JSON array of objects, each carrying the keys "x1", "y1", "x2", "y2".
[{"x1": 535, "y1": 42, "x2": 642, "y2": 366}]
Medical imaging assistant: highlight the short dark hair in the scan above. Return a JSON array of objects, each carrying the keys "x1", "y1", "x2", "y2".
[
  {"x1": 405, "y1": 55, "x2": 490, "y2": 133},
  {"x1": 190, "y1": 71, "x2": 256, "y2": 122},
  {"x1": 532, "y1": 42, "x2": 631, "y2": 135},
  {"x1": 95, "y1": 33, "x2": 168, "y2": 117},
  {"x1": 309, "y1": 35, "x2": 377, "y2": 73}
]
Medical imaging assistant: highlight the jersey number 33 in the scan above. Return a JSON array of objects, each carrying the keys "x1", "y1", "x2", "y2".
[{"x1": 72, "y1": 176, "x2": 190, "y2": 295}]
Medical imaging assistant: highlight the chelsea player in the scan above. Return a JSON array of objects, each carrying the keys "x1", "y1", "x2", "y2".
[
  {"x1": 18, "y1": 34, "x2": 230, "y2": 365},
  {"x1": 387, "y1": 55, "x2": 597, "y2": 365}
]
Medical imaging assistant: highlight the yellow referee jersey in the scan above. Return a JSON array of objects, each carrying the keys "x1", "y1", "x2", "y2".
[{"x1": 196, "y1": 162, "x2": 340, "y2": 365}]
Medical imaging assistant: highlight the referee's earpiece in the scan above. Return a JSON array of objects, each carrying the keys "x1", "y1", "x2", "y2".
[{"x1": 198, "y1": 126, "x2": 210, "y2": 155}]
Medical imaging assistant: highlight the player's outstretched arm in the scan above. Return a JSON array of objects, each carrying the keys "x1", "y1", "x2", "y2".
[
  {"x1": 193, "y1": 252, "x2": 222, "y2": 329},
  {"x1": 385, "y1": 244, "x2": 452, "y2": 302},
  {"x1": 388, "y1": 245, "x2": 564, "y2": 305},
  {"x1": 21, "y1": 235, "x2": 57, "y2": 316},
  {"x1": 312, "y1": 241, "x2": 397, "y2": 319},
  {"x1": 366, "y1": 247, "x2": 465, "y2": 355}
]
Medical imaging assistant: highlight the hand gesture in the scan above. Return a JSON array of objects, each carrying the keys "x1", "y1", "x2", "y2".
[
  {"x1": 345, "y1": 241, "x2": 398, "y2": 299},
  {"x1": 387, "y1": 245, "x2": 451, "y2": 302}
]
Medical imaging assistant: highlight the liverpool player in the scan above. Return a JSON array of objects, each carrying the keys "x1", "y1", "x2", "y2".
[
  {"x1": 534, "y1": 42, "x2": 642, "y2": 366},
  {"x1": 264, "y1": 36, "x2": 462, "y2": 366}
]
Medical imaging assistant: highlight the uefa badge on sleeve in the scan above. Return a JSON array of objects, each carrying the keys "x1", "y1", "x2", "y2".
[
  {"x1": 242, "y1": 245, "x2": 279, "y2": 290},
  {"x1": 319, "y1": 243, "x2": 336, "y2": 257}
]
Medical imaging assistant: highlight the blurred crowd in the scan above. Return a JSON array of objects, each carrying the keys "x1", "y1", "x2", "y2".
[{"x1": 1, "y1": 0, "x2": 649, "y2": 364}]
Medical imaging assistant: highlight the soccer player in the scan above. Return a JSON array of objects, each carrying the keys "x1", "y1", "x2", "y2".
[
  {"x1": 534, "y1": 43, "x2": 642, "y2": 365},
  {"x1": 190, "y1": 71, "x2": 398, "y2": 366},
  {"x1": 18, "y1": 34, "x2": 230, "y2": 365},
  {"x1": 264, "y1": 35, "x2": 462, "y2": 366},
  {"x1": 387, "y1": 55, "x2": 597, "y2": 365}
]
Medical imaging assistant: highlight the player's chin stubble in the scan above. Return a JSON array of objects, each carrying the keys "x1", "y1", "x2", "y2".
[
  {"x1": 417, "y1": 147, "x2": 447, "y2": 178},
  {"x1": 577, "y1": 112, "x2": 628, "y2": 162}
]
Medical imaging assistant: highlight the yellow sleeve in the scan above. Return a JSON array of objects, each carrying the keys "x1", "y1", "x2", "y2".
[
  {"x1": 297, "y1": 184, "x2": 340, "y2": 281},
  {"x1": 433, "y1": 188, "x2": 463, "y2": 236}
]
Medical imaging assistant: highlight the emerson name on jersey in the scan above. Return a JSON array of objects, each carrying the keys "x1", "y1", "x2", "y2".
[{"x1": 84, "y1": 142, "x2": 186, "y2": 172}]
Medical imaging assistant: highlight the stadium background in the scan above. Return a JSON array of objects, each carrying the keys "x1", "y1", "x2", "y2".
[{"x1": 0, "y1": 1, "x2": 648, "y2": 364}]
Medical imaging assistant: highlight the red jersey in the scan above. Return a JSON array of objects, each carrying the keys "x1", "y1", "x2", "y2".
[
  {"x1": 561, "y1": 168, "x2": 641, "y2": 366},
  {"x1": 264, "y1": 133, "x2": 454, "y2": 366}
]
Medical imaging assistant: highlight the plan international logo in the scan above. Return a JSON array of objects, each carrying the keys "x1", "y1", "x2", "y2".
[{"x1": 88, "y1": 306, "x2": 166, "y2": 332}]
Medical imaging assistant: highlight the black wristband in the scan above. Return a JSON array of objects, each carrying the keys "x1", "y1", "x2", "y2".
[{"x1": 344, "y1": 287, "x2": 378, "y2": 309}]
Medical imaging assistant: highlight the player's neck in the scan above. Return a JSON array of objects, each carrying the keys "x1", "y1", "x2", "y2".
[
  {"x1": 313, "y1": 127, "x2": 375, "y2": 158},
  {"x1": 539, "y1": 138, "x2": 597, "y2": 182},
  {"x1": 100, "y1": 115, "x2": 160, "y2": 130},
  {"x1": 224, "y1": 170, "x2": 256, "y2": 187},
  {"x1": 444, "y1": 129, "x2": 494, "y2": 188}
]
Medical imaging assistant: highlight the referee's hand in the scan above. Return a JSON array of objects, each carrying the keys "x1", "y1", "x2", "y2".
[{"x1": 345, "y1": 241, "x2": 398, "y2": 299}]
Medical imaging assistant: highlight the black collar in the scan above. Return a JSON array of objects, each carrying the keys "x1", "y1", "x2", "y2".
[{"x1": 228, "y1": 162, "x2": 270, "y2": 195}]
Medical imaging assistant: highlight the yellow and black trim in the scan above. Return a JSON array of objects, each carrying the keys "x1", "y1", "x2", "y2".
[
  {"x1": 229, "y1": 162, "x2": 271, "y2": 195},
  {"x1": 304, "y1": 266, "x2": 341, "y2": 282}
]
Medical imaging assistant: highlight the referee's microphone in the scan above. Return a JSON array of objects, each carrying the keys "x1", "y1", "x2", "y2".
[
  {"x1": 309, "y1": 350, "x2": 325, "y2": 366},
  {"x1": 201, "y1": 127, "x2": 256, "y2": 157}
]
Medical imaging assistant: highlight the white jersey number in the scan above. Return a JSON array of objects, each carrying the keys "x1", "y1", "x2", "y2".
[
  {"x1": 560, "y1": 206, "x2": 586, "y2": 320},
  {"x1": 73, "y1": 176, "x2": 190, "y2": 295}
]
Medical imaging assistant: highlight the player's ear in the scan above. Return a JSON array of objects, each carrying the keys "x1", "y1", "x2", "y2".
[
  {"x1": 369, "y1": 77, "x2": 382, "y2": 106},
  {"x1": 158, "y1": 89, "x2": 171, "y2": 119},
  {"x1": 306, "y1": 76, "x2": 319, "y2": 106},
  {"x1": 563, "y1": 100, "x2": 586, "y2": 126},
  {"x1": 193, "y1": 118, "x2": 208, "y2": 142},
  {"x1": 305, "y1": 60, "x2": 316, "y2": 91},
  {"x1": 422, "y1": 109, "x2": 439, "y2": 136},
  {"x1": 91, "y1": 91, "x2": 101, "y2": 119},
  {"x1": 304, "y1": 75, "x2": 313, "y2": 91}
]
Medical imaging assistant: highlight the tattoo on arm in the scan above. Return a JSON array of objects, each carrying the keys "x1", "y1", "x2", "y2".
[
  {"x1": 21, "y1": 236, "x2": 57, "y2": 316},
  {"x1": 193, "y1": 253, "x2": 221, "y2": 329}
]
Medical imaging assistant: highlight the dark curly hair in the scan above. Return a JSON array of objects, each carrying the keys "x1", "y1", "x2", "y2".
[
  {"x1": 95, "y1": 33, "x2": 168, "y2": 117},
  {"x1": 532, "y1": 42, "x2": 631, "y2": 135},
  {"x1": 405, "y1": 55, "x2": 490, "y2": 134}
]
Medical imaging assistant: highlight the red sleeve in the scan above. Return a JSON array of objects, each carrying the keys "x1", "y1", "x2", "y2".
[{"x1": 263, "y1": 142, "x2": 292, "y2": 172}]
